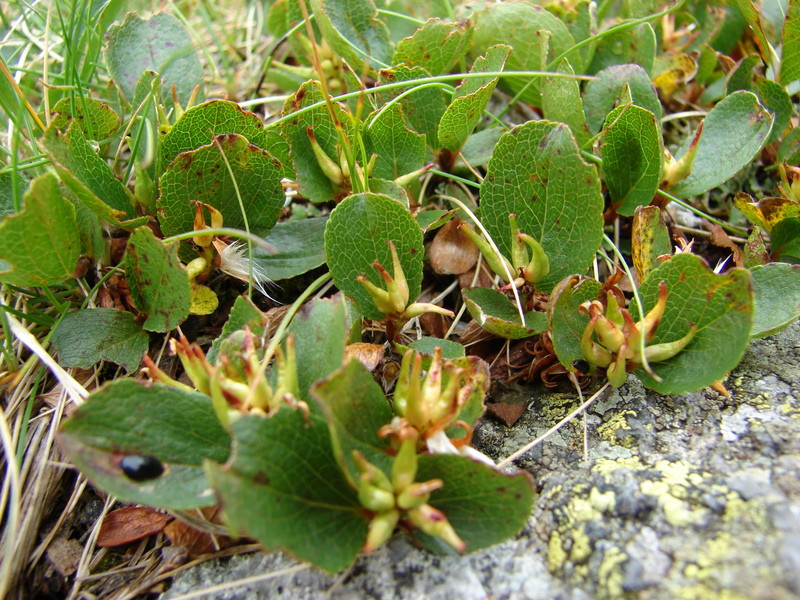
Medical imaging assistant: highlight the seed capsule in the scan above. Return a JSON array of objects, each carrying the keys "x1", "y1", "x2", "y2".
[{"x1": 120, "y1": 454, "x2": 164, "y2": 481}]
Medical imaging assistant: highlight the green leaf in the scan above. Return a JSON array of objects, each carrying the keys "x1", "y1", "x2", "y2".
[
  {"x1": 458, "y1": 127, "x2": 505, "y2": 168},
  {"x1": 781, "y1": 0, "x2": 800, "y2": 85},
  {"x1": 69, "y1": 188, "x2": 106, "y2": 260},
  {"x1": 324, "y1": 192, "x2": 424, "y2": 320},
  {"x1": 632, "y1": 205, "x2": 672, "y2": 282},
  {"x1": 104, "y1": 12, "x2": 203, "y2": 108},
  {"x1": 587, "y1": 22, "x2": 656, "y2": 74},
  {"x1": 43, "y1": 123, "x2": 138, "y2": 222},
  {"x1": 281, "y1": 80, "x2": 352, "y2": 203},
  {"x1": 730, "y1": 0, "x2": 771, "y2": 63},
  {"x1": 50, "y1": 97, "x2": 120, "y2": 140},
  {"x1": 562, "y1": 0, "x2": 597, "y2": 69},
  {"x1": 470, "y1": 0, "x2": 577, "y2": 107},
  {"x1": 0, "y1": 171, "x2": 27, "y2": 218},
  {"x1": 671, "y1": 91, "x2": 773, "y2": 198},
  {"x1": 251, "y1": 217, "x2": 328, "y2": 281},
  {"x1": 771, "y1": 217, "x2": 800, "y2": 262},
  {"x1": 548, "y1": 275, "x2": 603, "y2": 369},
  {"x1": 312, "y1": 357, "x2": 393, "y2": 486},
  {"x1": 750, "y1": 77, "x2": 791, "y2": 144},
  {"x1": 51, "y1": 309, "x2": 149, "y2": 372},
  {"x1": 288, "y1": 295, "x2": 349, "y2": 405},
  {"x1": 377, "y1": 64, "x2": 448, "y2": 150},
  {"x1": 778, "y1": 127, "x2": 800, "y2": 164},
  {"x1": 727, "y1": 58, "x2": 793, "y2": 144},
  {"x1": 205, "y1": 410, "x2": 367, "y2": 573},
  {"x1": 393, "y1": 18, "x2": 473, "y2": 75},
  {"x1": 365, "y1": 104, "x2": 427, "y2": 180},
  {"x1": 207, "y1": 295, "x2": 267, "y2": 364},
  {"x1": 749, "y1": 262, "x2": 800, "y2": 337},
  {"x1": 0, "y1": 173, "x2": 81, "y2": 287},
  {"x1": 438, "y1": 44, "x2": 511, "y2": 154},
  {"x1": 462, "y1": 288, "x2": 548, "y2": 339},
  {"x1": 601, "y1": 103, "x2": 663, "y2": 216},
  {"x1": 158, "y1": 133, "x2": 285, "y2": 237},
  {"x1": 416, "y1": 454, "x2": 535, "y2": 552},
  {"x1": 123, "y1": 227, "x2": 191, "y2": 332},
  {"x1": 480, "y1": 120, "x2": 604, "y2": 292},
  {"x1": 636, "y1": 253, "x2": 753, "y2": 394},
  {"x1": 583, "y1": 64, "x2": 662, "y2": 134},
  {"x1": 58, "y1": 379, "x2": 231, "y2": 510},
  {"x1": 416, "y1": 209, "x2": 452, "y2": 233},
  {"x1": 310, "y1": 0, "x2": 393, "y2": 71},
  {"x1": 161, "y1": 100, "x2": 289, "y2": 172},
  {"x1": 408, "y1": 337, "x2": 466, "y2": 359},
  {"x1": 542, "y1": 59, "x2": 590, "y2": 149}
]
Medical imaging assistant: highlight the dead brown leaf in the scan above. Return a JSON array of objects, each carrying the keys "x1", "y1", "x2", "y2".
[
  {"x1": 708, "y1": 223, "x2": 744, "y2": 268},
  {"x1": 96, "y1": 507, "x2": 172, "y2": 548},
  {"x1": 486, "y1": 402, "x2": 526, "y2": 426},
  {"x1": 163, "y1": 507, "x2": 231, "y2": 556}
]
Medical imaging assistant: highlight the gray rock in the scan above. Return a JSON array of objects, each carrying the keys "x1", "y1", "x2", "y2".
[{"x1": 164, "y1": 321, "x2": 800, "y2": 600}]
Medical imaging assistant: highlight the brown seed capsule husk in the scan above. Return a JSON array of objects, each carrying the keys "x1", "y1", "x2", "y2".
[{"x1": 429, "y1": 218, "x2": 479, "y2": 275}]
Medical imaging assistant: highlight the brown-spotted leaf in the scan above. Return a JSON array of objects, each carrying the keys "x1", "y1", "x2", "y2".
[{"x1": 632, "y1": 206, "x2": 671, "y2": 282}]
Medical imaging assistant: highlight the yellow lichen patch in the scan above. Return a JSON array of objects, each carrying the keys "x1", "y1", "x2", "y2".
[
  {"x1": 675, "y1": 583, "x2": 752, "y2": 600},
  {"x1": 568, "y1": 496, "x2": 602, "y2": 522},
  {"x1": 637, "y1": 460, "x2": 711, "y2": 526},
  {"x1": 596, "y1": 410, "x2": 637, "y2": 448},
  {"x1": 722, "y1": 492, "x2": 769, "y2": 529},
  {"x1": 597, "y1": 546, "x2": 628, "y2": 598},
  {"x1": 679, "y1": 531, "x2": 771, "y2": 600},
  {"x1": 589, "y1": 487, "x2": 616, "y2": 513},
  {"x1": 593, "y1": 455, "x2": 645, "y2": 474},
  {"x1": 780, "y1": 401, "x2": 800, "y2": 418},
  {"x1": 570, "y1": 524, "x2": 592, "y2": 564},
  {"x1": 751, "y1": 393, "x2": 773, "y2": 410},
  {"x1": 547, "y1": 530, "x2": 567, "y2": 572}
]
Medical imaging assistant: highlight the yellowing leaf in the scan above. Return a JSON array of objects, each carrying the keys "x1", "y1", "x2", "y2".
[
  {"x1": 190, "y1": 284, "x2": 219, "y2": 315},
  {"x1": 734, "y1": 193, "x2": 800, "y2": 232},
  {"x1": 652, "y1": 53, "x2": 698, "y2": 95}
]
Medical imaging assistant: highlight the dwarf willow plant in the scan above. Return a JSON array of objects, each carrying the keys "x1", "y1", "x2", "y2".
[{"x1": 2, "y1": 0, "x2": 800, "y2": 575}]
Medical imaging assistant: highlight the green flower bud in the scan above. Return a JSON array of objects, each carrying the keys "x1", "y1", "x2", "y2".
[
  {"x1": 364, "y1": 509, "x2": 400, "y2": 553},
  {"x1": 407, "y1": 504, "x2": 466, "y2": 552},
  {"x1": 307, "y1": 126, "x2": 344, "y2": 186},
  {"x1": 458, "y1": 222, "x2": 516, "y2": 284},
  {"x1": 396, "y1": 479, "x2": 443, "y2": 510},
  {"x1": 391, "y1": 437, "x2": 419, "y2": 492},
  {"x1": 518, "y1": 232, "x2": 550, "y2": 284},
  {"x1": 359, "y1": 480, "x2": 396, "y2": 512},
  {"x1": 644, "y1": 324, "x2": 697, "y2": 362},
  {"x1": 356, "y1": 241, "x2": 410, "y2": 316}
]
